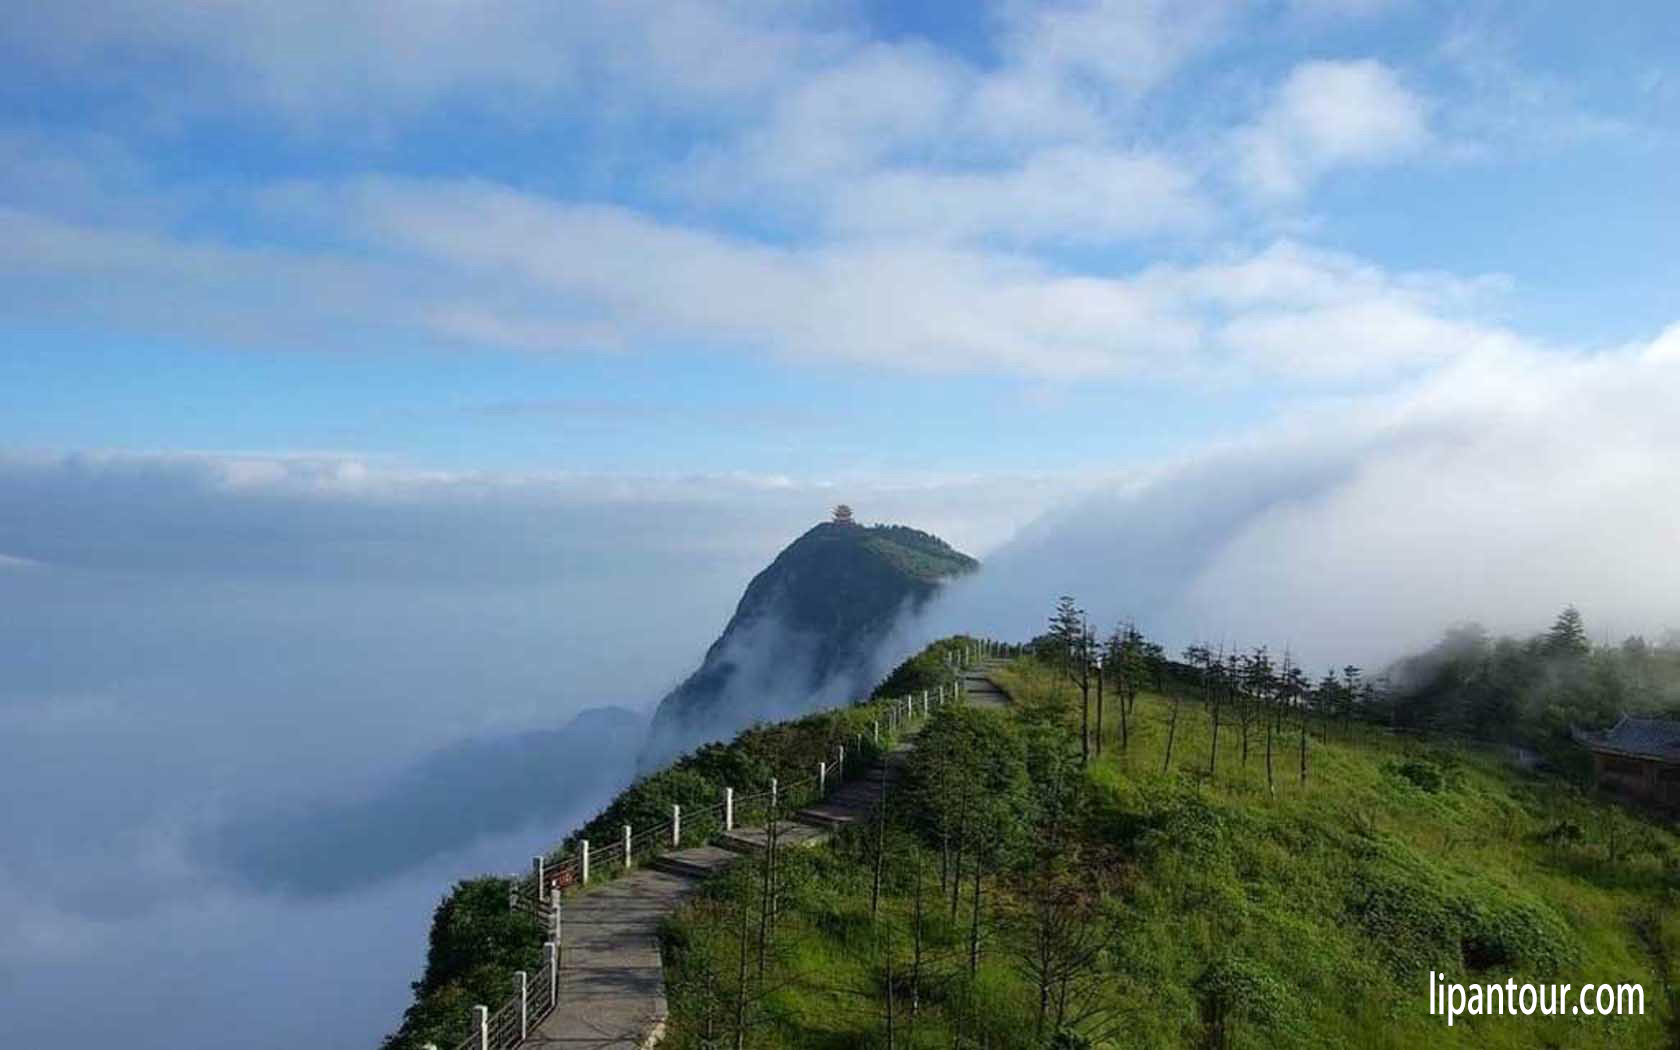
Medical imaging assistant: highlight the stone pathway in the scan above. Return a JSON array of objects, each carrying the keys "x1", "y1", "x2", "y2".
[
  {"x1": 519, "y1": 658, "x2": 1010, "y2": 1050},
  {"x1": 960, "y1": 663, "x2": 1011, "y2": 710}
]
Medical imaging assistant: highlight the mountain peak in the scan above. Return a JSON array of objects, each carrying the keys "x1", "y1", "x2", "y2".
[{"x1": 640, "y1": 520, "x2": 975, "y2": 766}]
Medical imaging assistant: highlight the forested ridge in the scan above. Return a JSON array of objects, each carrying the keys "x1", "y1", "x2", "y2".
[{"x1": 659, "y1": 612, "x2": 1680, "y2": 1049}]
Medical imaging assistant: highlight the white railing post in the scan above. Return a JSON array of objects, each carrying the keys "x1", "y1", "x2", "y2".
[
  {"x1": 770, "y1": 777, "x2": 778, "y2": 813},
  {"x1": 873, "y1": 719, "x2": 880, "y2": 743},
  {"x1": 725, "y1": 786, "x2": 734, "y2": 831},
  {"x1": 546, "y1": 940, "x2": 559, "y2": 1005},
  {"x1": 581, "y1": 840, "x2": 590, "y2": 884},
  {"x1": 533, "y1": 855, "x2": 545, "y2": 903},
  {"x1": 517, "y1": 970, "x2": 529, "y2": 1039},
  {"x1": 819, "y1": 760, "x2": 827, "y2": 794},
  {"x1": 623, "y1": 823, "x2": 633, "y2": 869},
  {"x1": 672, "y1": 803, "x2": 681, "y2": 846},
  {"x1": 552, "y1": 895, "x2": 562, "y2": 944},
  {"x1": 474, "y1": 1004, "x2": 488, "y2": 1050},
  {"x1": 838, "y1": 744, "x2": 845, "y2": 773}
]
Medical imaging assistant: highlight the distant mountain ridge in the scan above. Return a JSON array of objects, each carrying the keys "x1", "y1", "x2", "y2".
[
  {"x1": 640, "y1": 519, "x2": 976, "y2": 766},
  {"x1": 205, "y1": 705, "x2": 644, "y2": 897}
]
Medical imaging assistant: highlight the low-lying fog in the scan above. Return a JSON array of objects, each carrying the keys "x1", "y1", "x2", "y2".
[{"x1": 0, "y1": 454, "x2": 1034, "y2": 1049}]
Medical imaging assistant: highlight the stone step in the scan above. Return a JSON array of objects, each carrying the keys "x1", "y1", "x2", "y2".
[
  {"x1": 715, "y1": 822, "x2": 828, "y2": 855},
  {"x1": 792, "y1": 805, "x2": 856, "y2": 830},
  {"x1": 647, "y1": 845, "x2": 739, "y2": 880}
]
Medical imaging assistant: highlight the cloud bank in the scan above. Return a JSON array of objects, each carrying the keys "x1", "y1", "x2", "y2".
[
  {"x1": 0, "y1": 449, "x2": 1057, "y2": 1048},
  {"x1": 921, "y1": 327, "x2": 1680, "y2": 671}
]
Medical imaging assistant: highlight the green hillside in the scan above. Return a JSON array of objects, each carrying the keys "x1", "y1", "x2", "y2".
[{"x1": 659, "y1": 651, "x2": 1680, "y2": 1049}]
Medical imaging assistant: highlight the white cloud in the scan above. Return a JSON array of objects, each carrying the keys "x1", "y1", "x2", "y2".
[
  {"x1": 0, "y1": 175, "x2": 1522, "y2": 383},
  {"x1": 729, "y1": 42, "x2": 967, "y2": 181},
  {"x1": 1289, "y1": 0, "x2": 1400, "y2": 16},
  {"x1": 3, "y1": 0, "x2": 835, "y2": 125},
  {"x1": 1435, "y1": 22, "x2": 1639, "y2": 152},
  {"x1": 672, "y1": 4, "x2": 1231, "y2": 241},
  {"x1": 922, "y1": 325, "x2": 1680, "y2": 668},
  {"x1": 1235, "y1": 59, "x2": 1432, "y2": 199},
  {"x1": 826, "y1": 146, "x2": 1209, "y2": 242},
  {"x1": 995, "y1": 0, "x2": 1234, "y2": 96}
]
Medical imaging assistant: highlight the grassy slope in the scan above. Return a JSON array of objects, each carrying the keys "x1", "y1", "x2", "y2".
[{"x1": 661, "y1": 656, "x2": 1680, "y2": 1049}]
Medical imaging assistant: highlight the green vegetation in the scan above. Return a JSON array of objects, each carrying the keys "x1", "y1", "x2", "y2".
[
  {"x1": 859, "y1": 525, "x2": 980, "y2": 582},
  {"x1": 1385, "y1": 608, "x2": 1680, "y2": 761},
  {"x1": 382, "y1": 877, "x2": 545, "y2": 1050},
  {"x1": 660, "y1": 646, "x2": 1680, "y2": 1048},
  {"x1": 871, "y1": 635, "x2": 974, "y2": 701},
  {"x1": 648, "y1": 521, "x2": 976, "y2": 757},
  {"x1": 382, "y1": 683, "x2": 924, "y2": 1050}
]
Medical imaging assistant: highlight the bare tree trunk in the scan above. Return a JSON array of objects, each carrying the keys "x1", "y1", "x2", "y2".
[
  {"x1": 1119, "y1": 675, "x2": 1129, "y2": 752},
  {"x1": 1299, "y1": 707, "x2": 1309, "y2": 786},
  {"x1": 884, "y1": 942, "x2": 896, "y2": 1050},
  {"x1": 1162, "y1": 693, "x2": 1181, "y2": 775},
  {"x1": 1208, "y1": 698, "x2": 1220, "y2": 777},
  {"x1": 1265, "y1": 701, "x2": 1275, "y2": 799},
  {"x1": 757, "y1": 798, "x2": 777, "y2": 980},
  {"x1": 1240, "y1": 696, "x2": 1250, "y2": 765},
  {"x1": 949, "y1": 836, "x2": 964, "y2": 921},
  {"x1": 871, "y1": 765, "x2": 888, "y2": 919},
  {"x1": 950, "y1": 777, "x2": 970, "y2": 921},
  {"x1": 940, "y1": 823, "x2": 951, "y2": 897},
  {"x1": 734, "y1": 878, "x2": 750, "y2": 1050},
  {"x1": 1036, "y1": 923, "x2": 1050, "y2": 1038},
  {"x1": 1095, "y1": 668, "x2": 1104, "y2": 759},
  {"x1": 968, "y1": 855, "x2": 984, "y2": 977},
  {"x1": 1080, "y1": 675, "x2": 1090, "y2": 767},
  {"x1": 911, "y1": 851, "x2": 924, "y2": 1020}
]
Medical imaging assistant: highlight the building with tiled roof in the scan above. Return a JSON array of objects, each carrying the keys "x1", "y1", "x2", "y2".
[{"x1": 1573, "y1": 715, "x2": 1680, "y2": 806}]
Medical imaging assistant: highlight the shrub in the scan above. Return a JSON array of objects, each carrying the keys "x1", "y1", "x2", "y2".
[
  {"x1": 1457, "y1": 892, "x2": 1574, "y2": 974},
  {"x1": 1138, "y1": 789, "x2": 1230, "y2": 863},
  {"x1": 1347, "y1": 839, "x2": 1575, "y2": 979},
  {"x1": 1391, "y1": 759, "x2": 1446, "y2": 793},
  {"x1": 382, "y1": 877, "x2": 544, "y2": 1049},
  {"x1": 871, "y1": 635, "x2": 969, "y2": 700},
  {"x1": 1195, "y1": 955, "x2": 1302, "y2": 1044},
  {"x1": 1536, "y1": 819, "x2": 1585, "y2": 847}
]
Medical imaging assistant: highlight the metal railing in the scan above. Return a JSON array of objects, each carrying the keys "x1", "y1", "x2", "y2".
[{"x1": 425, "y1": 636, "x2": 1014, "y2": 1050}]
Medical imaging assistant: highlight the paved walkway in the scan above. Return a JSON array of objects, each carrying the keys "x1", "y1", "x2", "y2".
[
  {"x1": 520, "y1": 658, "x2": 1010, "y2": 1050},
  {"x1": 960, "y1": 662, "x2": 1011, "y2": 710}
]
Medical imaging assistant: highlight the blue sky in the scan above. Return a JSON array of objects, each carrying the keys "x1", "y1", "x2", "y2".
[
  {"x1": 3, "y1": 0, "x2": 1674, "y2": 482},
  {"x1": 3, "y1": 6, "x2": 1679, "y2": 1048}
]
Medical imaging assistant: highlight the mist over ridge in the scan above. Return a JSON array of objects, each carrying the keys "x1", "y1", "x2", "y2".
[
  {"x1": 641, "y1": 517, "x2": 978, "y2": 767},
  {"x1": 914, "y1": 329, "x2": 1680, "y2": 673}
]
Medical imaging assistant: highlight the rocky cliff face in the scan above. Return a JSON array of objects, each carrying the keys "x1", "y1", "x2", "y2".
[{"x1": 640, "y1": 521, "x2": 976, "y2": 767}]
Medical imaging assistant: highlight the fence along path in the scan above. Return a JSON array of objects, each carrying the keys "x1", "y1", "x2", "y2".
[{"x1": 424, "y1": 639, "x2": 1017, "y2": 1050}]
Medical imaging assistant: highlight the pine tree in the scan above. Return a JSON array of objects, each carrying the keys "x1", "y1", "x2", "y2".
[{"x1": 1545, "y1": 605, "x2": 1591, "y2": 659}]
